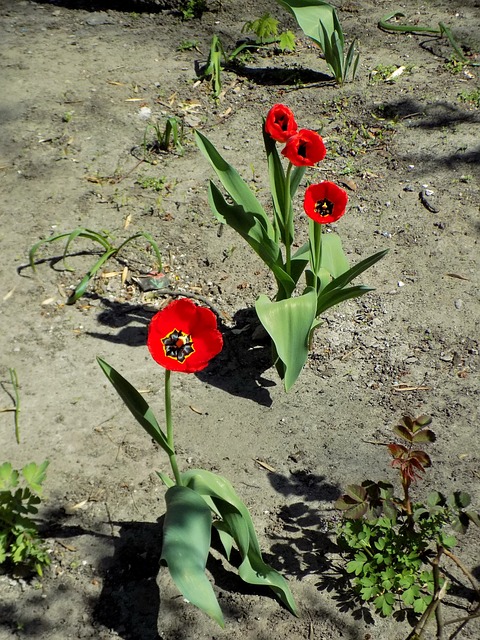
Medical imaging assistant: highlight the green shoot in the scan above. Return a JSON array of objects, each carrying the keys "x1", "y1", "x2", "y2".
[
  {"x1": 143, "y1": 116, "x2": 184, "y2": 160},
  {"x1": 29, "y1": 228, "x2": 163, "y2": 305}
]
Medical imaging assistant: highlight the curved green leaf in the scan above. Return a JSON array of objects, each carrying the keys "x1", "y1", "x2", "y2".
[
  {"x1": 181, "y1": 469, "x2": 298, "y2": 616},
  {"x1": 195, "y1": 130, "x2": 272, "y2": 233},
  {"x1": 208, "y1": 182, "x2": 295, "y2": 297},
  {"x1": 97, "y1": 358, "x2": 174, "y2": 456},
  {"x1": 161, "y1": 485, "x2": 224, "y2": 627},
  {"x1": 275, "y1": 0, "x2": 336, "y2": 51},
  {"x1": 256, "y1": 289, "x2": 317, "y2": 391},
  {"x1": 316, "y1": 284, "x2": 373, "y2": 316},
  {"x1": 321, "y1": 248, "x2": 388, "y2": 295}
]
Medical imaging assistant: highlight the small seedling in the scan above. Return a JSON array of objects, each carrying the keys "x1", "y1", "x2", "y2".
[
  {"x1": 143, "y1": 116, "x2": 184, "y2": 159},
  {"x1": 29, "y1": 228, "x2": 163, "y2": 304},
  {"x1": 177, "y1": 39, "x2": 200, "y2": 52},
  {"x1": 136, "y1": 176, "x2": 167, "y2": 192},
  {"x1": 201, "y1": 35, "x2": 225, "y2": 99},
  {"x1": 180, "y1": 0, "x2": 207, "y2": 20},
  {"x1": 241, "y1": 13, "x2": 295, "y2": 51},
  {"x1": 459, "y1": 88, "x2": 480, "y2": 108},
  {"x1": 335, "y1": 415, "x2": 480, "y2": 636},
  {"x1": 445, "y1": 54, "x2": 468, "y2": 74},
  {"x1": 0, "y1": 461, "x2": 51, "y2": 576}
]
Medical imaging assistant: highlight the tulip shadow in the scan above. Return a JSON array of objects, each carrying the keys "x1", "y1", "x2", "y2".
[
  {"x1": 196, "y1": 306, "x2": 276, "y2": 407},
  {"x1": 264, "y1": 470, "x2": 380, "y2": 622},
  {"x1": 93, "y1": 519, "x2": 164, "y2": 640},
  {"x1": 206, "y1": 59, "x2": 333, "y2": 87}
]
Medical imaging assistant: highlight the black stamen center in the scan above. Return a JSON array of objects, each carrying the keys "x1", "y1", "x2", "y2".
[
  {"x1": 314, "y1": 199, "x2": 334, "y2": 217},
  {"x1": 297, "y1": 142, "x2": 307, "y2": 158},
  {"x1": 278, "y1": 114, "x2": 288, "y2": 131},
  {"x1": 162, "y1": 328, "x2": 195, "y2": 363}
]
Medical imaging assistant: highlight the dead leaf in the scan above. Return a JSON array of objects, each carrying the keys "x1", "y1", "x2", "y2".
[
  {"x1": 3, "y1": 287, "x2": 16, "y2": 301},
  {"x1": 392, "y1": 384, "x2": 431, "y2": 392},
  {"x1": 189, "y1": 405, "x2": 204, "y2": 415},
  {"x1": 386, "y1": 66, "x2": 405, "y2": 82},
  {"x1": 338, "y1": 177, "x2": 357, "y2": 191},
  {"x1": 254, "y1": 459, "x2": 276, "y2": 472},
  {"x1": 446, "y1": 273, "x2": 470, "y2": 281}
]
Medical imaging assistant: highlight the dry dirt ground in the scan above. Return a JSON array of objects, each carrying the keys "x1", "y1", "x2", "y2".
[{"x1": 1, "y1": 0, "x2": 479, "y2": 638}]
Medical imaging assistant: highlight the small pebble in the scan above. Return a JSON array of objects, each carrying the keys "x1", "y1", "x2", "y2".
[
  {"x1": 397, "y1": 281, "x2": 405, "y2": 287},
  {"x1": 455, "y1": 299, "x2": 463, "y2": 310}
]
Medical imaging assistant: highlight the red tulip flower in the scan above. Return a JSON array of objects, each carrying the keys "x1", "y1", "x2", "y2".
[
  {"x1": 148, "y1": 298, "x2": 223, "y2": 373},
  {"x1": 281, "y1": 129, "x2": 326, "y2": 167},
  {"x1": 303, "y1": 181, "x2": 348, "y2": 224},
  {"x1": 265, "y1": 104, "x2": 298, "y2": 143}
]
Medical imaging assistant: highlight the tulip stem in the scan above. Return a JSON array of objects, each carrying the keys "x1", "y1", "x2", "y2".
[
  {"x1": 284, "y1": 162, "x2": 293, "y2": 275},
  {"x1": 164, "y1": 369, "x2": 182, "y2": 486},
  {"x1": 309, "y1": 218, "x2": 323, "y2": 294}
]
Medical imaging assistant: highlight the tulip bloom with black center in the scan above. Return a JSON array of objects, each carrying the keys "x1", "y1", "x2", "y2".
[
  {"x1": 148, "y1": 298, "x2": 223, "y2": 373},
  {"x1": 265, "y1": 104, "x2": 298, "y2": 143},
  {"x1": 304, "y1": 181, "x2": 348, "y2": 224},
  {"x1": 281, "y1": 129, "x2": 326, "y2": 167}
]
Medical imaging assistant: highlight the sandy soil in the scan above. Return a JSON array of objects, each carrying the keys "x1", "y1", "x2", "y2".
[{"x1": 1, "y1": 0, "x2": 479, "y2": 638}]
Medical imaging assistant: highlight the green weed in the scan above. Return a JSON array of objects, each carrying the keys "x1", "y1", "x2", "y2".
[{"x1": 0, "y1": 461, "x2": 51, "y2": 576}]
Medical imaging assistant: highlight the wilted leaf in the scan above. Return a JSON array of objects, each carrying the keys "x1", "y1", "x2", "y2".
[{"x1": 387, "y1": 443, "x2": 408, "y2": 459}]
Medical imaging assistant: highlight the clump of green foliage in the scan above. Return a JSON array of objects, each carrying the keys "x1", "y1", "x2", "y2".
[
  {"x1": 0, "y1": 461, "x2": 50, "y2": 576},
  {"x1": 136, "y1": 176, "x2": 167, "y2": 192},
  {"x1": 242, "y1": 13, "x2": 295, "y2": 51},
  {"x1": 458, "y1": 88, "x2": 480, "y2": 108},
  {"x1": 180, "y1": 0, "x2": 207, "y2": 21},
  {"x1": 275, "y1": 0, "x2": 359, "y2": 83},
  {"x1": 336, "y1": 415, "x2": 480, "y2": 636}
]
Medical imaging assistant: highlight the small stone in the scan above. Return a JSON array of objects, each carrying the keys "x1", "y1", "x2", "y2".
[
  {"x1": 455, "y1": 299, "x2": 463, "y2": 310},
  {"x1": 398, "y1": 281, "x2": 405, "y2": 287}
]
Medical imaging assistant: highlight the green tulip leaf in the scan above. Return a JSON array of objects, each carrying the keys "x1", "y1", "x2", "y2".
[
  {"x1": 161, "y1": 485, "x2": 224, "y2": 627},
  {"x1": 256, "y1": 288, "x2": 317, "y2": 391},
  {"x1": 316, "y1": 284, "x2": 373, "y2": 316},
  {"x1": 208, "y1": 182, "x2": 295, "y2": 298},
  {"x1": 181, "y1": 469, "x2": 298, "y2": 616},
  {"x1": 97, "y1": 358, "x2": 174, "y2": 456},
  {"x1": 319, "y1": 233, "x2": 350, "y2": 278},
  {"x1": 195, "y1": 130, "x2": 273, "y2": 236},
  {"x1": 274, "y1": 0, "x2": 336, "y2": 51},
  {"x1": 321, "y1": 248, "x2": 388, "y2": 295}
]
